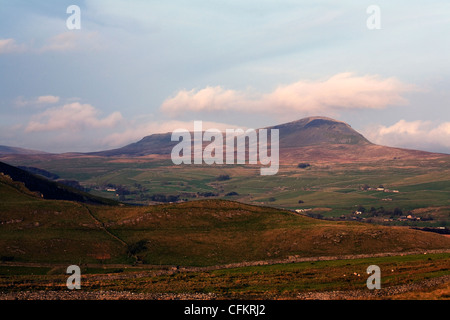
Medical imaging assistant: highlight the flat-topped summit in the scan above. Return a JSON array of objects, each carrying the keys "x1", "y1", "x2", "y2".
[
  {"x1": 91, "y1": 116, "x2": 371, "y2": 157},
  {"x1": 267, "y1": 116, "x2": 371, "y2": 148}
]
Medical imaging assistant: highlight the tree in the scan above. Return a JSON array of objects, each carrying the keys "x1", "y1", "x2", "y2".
[
  {"x1": 167, "y1": 195, "x2": 180, "y2": 202},
  {"x1": 127, "y1": 240, "x2": 148, "y2": 256},
  {"x1": 356, "y1": 205, "x2": 366, "y2": 213},
  {"x1": 377, "y1": 207, "x2": 385, "y2": 214},
  {"x1": 217, "y1": 174, "x2": 231, "y2": 181}
]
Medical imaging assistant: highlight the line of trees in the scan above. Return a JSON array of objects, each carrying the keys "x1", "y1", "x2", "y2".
[{"x1": 356, "y1": 205, "x2": 405, "y2": 217}]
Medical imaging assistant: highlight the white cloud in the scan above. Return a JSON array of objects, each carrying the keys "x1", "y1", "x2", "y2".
[
  {"x1": 25, "y1": 102, "x2": 123, "y2": 133},
  {"x1": 161, "y1": 86, "x2": 248, "y2": 116},
  {"x1": 15, "y1": 95, "x2": 61, "y2": 107},
  {"x1": 161, "y1": 73, "x2": 416, "y2": 118},
  {"x1": 1, "y1": 32, "x2": 101, "y2": 55},
  {"x1": 39, "y1": 32, "x2": 100, "y2": 53},
  {"x1": 36, "y1": 95, "x2": 60, "y2": 104},
  {"x1": 364, "y1": 120, "x2": 450, "y2": 153},
  {"x1": 0, "y1": 38, "x2": 26, "y2": 54}
]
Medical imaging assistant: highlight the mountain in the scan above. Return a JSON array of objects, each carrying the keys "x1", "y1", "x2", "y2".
[
  {"x1": 90, "y1": 116, "x2": 371, "y2": 157},
  {"x1": 0, "y1": 145, "x2": 48, "y2": 155},
  {"x1": 90, "y1": 116, "x2": 444, "y2": 162},
  {"x1": 92, "y1": 132, "x2": 175, "y2": 157},
  {"x1": 0, "y1": 161, "x2": 118, "y2": 205}
]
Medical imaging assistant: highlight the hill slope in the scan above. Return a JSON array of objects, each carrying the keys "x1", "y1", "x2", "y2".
[
  {"x1": 93, "y1": 200, "x2": 450, "y2": 266},
  {"x1": 93, "y1": 132, "x2": 175, "y2": 157},
  {"x1": 1, "y1": 174, "x2": 449, "y2": 266},
  {"x1": 0, "y1": 161, "x2": 118, "y2": 205},
  {"x1": 0, "y1": 173, "x2": 126, "y2": 264},
  {"x1": 0, "y1": 145, "x2": 48, "y2": 155}
]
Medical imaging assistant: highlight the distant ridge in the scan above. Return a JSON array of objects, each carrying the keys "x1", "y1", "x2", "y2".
[
  {"x1": 92, "y1": 132, "x2": 175, "y2": 157},
  {"x1": 0, "y1": 145, "x2": 48, "y2": 155}
]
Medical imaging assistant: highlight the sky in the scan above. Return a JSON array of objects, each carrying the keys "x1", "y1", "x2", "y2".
[{"x1": 1, "y1": 0, "x2": 450, "y2": 153}]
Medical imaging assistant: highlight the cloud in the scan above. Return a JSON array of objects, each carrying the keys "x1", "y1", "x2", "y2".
[
  {"x1": 1, "y1": 32, "x2": 101, "y2": 55},
  {"x1": 36, "y1": 95, "x2": 60, "y2": 104},
  {"x1": 25, "y1": 102, "x2": 123, "y2": 133},
  {"x1": 0, "y1": 38, "x2": 27, "y2": 54},
  {"x1": 364, "y1": 120, "x2": 450, "y2": 153},
  {"x1": 39, "y1": 32, "x2": 100, "y2": 53},
  {"x1": 15, "y1": 95, "x2": 60, "y2": 107},
  {"x1": 161, "y1": 73, "x2": 417, "y2": 118},
  {"x1": 161, "y1": 86, "x2": 248, "y2": 116}
]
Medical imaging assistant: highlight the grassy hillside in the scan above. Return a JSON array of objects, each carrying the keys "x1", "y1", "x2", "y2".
[
  {"x1": 1, "y1": 174, "x2": 449, "y2": 267},
  {"x1": 90, "y1": 200, "x2": 450, "y2": 266},
  {"x1": 0, "y1": 173, "x2": 128, "y2": 264}
]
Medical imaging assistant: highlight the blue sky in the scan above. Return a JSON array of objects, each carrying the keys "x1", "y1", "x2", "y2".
[{"x1": 1, "y1": 0, "x2": 450, "y2": 153}]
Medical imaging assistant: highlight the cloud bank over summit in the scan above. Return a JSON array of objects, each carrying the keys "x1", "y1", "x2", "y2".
[{"x1": 161, "y1": 73, "x2": 415, "y2": 118}]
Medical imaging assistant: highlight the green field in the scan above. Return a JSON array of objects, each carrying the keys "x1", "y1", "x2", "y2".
[{"x1": 5, "y1": 156, "x2": 450, "y2": 227}]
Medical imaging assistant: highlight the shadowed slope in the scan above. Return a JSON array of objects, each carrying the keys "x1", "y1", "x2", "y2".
[{"x1": 0, "y1": 161, "x2": 119, "y2": 205}]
